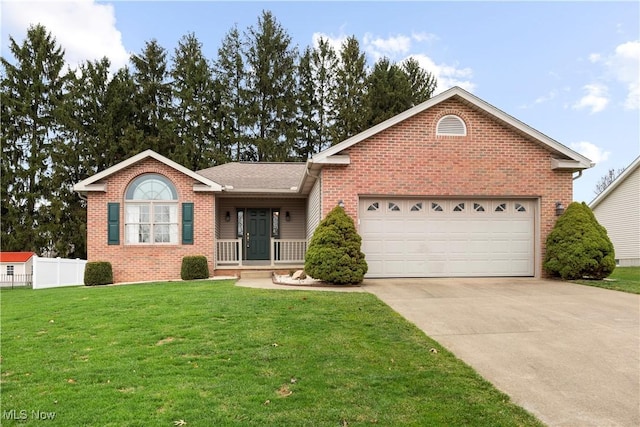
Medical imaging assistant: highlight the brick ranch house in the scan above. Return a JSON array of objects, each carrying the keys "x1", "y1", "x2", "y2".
[{"x1": 74, "y1": 86, "x2": 593, "y2": 283}]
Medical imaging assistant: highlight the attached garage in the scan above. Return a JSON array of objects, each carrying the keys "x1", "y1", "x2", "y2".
[{"x1": 359, "y1": 198, "x2": 536, "y2": 277}]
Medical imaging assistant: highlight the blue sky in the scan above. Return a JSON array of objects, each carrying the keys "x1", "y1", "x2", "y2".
[{"x1": 2, "y1": 0, "x2": 639, "y2": 203}]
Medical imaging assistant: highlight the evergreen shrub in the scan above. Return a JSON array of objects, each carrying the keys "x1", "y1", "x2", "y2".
[
  {"x1": 84, "y1": 261, "x2": 114, "y2": 286},
  {"x1": 544, "y1": 202, "x2": 615, "y2": 280},
  {"x1": 181, "y1": 255, "x2": 209, "y2": 280},
  {"x1": 305, "y1": 206, "x2": 368, "y2": 285}
]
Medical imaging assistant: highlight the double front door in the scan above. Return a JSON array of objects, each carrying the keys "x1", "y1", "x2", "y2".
[{"x1": 246, "y1": 208, "x2": 270, "y2": 260}]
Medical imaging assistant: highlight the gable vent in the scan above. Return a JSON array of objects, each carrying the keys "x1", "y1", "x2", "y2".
[{"x1": 436, "y1": 115, "x2": 467, "y2": 136}]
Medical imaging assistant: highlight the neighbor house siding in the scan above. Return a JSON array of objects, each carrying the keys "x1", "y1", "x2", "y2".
[
  {"x1": 86, "y1": 158, "x2": 215, "y2": 283},
  {"x1": 320, "y1": 99, "x2": 573, "y2": 277},
  {"x1": 592, "y1": 166, "x2": 640, "y2": 266},
  {"x1": 0, "y1": 260, "x2": 32, "y2": 276}
]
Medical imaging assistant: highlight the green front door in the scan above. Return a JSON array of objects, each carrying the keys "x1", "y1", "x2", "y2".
[{"x1": 246, "y1": 209, "x2": 270, "y2": 260}]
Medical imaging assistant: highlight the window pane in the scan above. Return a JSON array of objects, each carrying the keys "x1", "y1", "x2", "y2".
[
  {"x1": 154, "y1": 205, "x2": 171, "y2": 222},
  {"x1": 272, "y1": 211, "x2": 280, "y2": 238},
  {"x1": 126, "y1": 174, "x2": 178, "y2": 200},
  {"x1": 139, "y1": 224, "x2": 150, "y2": 243},
  {"x1": 154, "y1": 224, "x2": 170, "y2": 243},
  {"x1": 139, "y1": 205, "x2": 150, "y2": 222},
  {"x1": 237, "y1": 211, "x2": 244, "y2": 237}
]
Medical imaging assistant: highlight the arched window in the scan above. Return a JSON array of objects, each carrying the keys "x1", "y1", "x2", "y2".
[
  {"x1": 436, "y1": 115, "x2": 467, "y2": 136},
  {"x1": 125, "y1": 174, "x2": 178, "y2": 244}
]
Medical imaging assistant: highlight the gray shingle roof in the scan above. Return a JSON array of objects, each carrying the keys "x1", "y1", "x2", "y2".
[{"x1": 197, "y1": 162, "x2": 307, "y2": 192}]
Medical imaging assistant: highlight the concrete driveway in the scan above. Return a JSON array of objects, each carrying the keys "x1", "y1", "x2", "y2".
[{"x1": 363, "y1": 278, "x2": 640, "y2": 427}]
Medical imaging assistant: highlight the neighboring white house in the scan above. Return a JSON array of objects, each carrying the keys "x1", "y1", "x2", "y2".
[
  {"x1": 0, "y1": 252, "x2": 35, "y2": 286},
  {"x1": 590, "y1": 156, "x2": 640, "y2": 267}
]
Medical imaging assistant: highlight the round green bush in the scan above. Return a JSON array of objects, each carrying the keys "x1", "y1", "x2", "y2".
[
  {"x1": 544, "y1": 201, "x2": 615, "y2": 280},
  {"x1": 84, "y1": 261, "x2": 114, "y2": 286},
  {"x1": 181, "y1": 255, "x2": 209, "y2": 280},
  {"x1": 305, "y1": 206, "x2": 368, "y2": 285}
]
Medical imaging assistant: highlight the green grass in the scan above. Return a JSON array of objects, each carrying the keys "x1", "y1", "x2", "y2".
[
  {"x1": 1, "y1": 280, "x2": 542, "y2": 426},
  {"x1": 572, "y1": 266, "x2": 640, "y2": 294}
]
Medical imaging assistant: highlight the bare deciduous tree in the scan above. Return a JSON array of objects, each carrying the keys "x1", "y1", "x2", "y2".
[{"x1": 594, "y1": 167, "x2": 626, "y2": 195}]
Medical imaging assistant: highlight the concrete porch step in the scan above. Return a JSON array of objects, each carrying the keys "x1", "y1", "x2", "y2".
[{"x1": 240, "y1": 270, "x2": 274, "y2": 279}]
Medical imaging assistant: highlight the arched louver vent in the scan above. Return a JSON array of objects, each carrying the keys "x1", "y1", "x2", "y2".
[{"x1": 436, "y1": 115, "x2": 467, "y2": 136}]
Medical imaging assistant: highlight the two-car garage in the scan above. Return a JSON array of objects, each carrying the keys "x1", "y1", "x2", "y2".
[{"x1": 359, "y1": 198, "x2": 536, "y2": 277}]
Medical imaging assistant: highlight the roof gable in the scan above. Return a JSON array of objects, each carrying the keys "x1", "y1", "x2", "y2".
[
  {"x1": 0, "y1": 252, "x2": 35, "y2": 262},
  {"x1": 74, "y1": 150, "x2": 223, "y2": 193},
  {"x1": 311, "y1": 86, "x2": 593, "y2": 170},
  {"x1": 589, "y1": 156, "x2": 640, "y2": 209}
]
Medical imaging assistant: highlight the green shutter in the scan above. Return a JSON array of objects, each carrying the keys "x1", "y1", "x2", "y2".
[
  {"x1": 107, "y1": 203, "x2": 120, "y2": 245},
  {"x1": 182, "y1": 203, "x2": 194, "y2": 245}
]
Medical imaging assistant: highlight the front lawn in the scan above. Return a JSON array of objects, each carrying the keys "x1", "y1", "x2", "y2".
[
  {"x1": 572, "y1": 266, "x2": 640, "y2": 294},
  {"x1": 1, "y1": 280, "x2": 542, "y2": 426}
]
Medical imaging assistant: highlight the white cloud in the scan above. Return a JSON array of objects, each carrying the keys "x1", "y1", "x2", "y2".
[
  {"x1": 535, "y1": 90, "x2": 557, "y2": 104},
  {"x1": 363, "y1": 33, "x2": 412, "y2": 60},
  {"x1": 572, "y1": 83, "x2": 610, "y2": 113},
  {"x1": 311, "y1": 30, "x2": 474, "y2": 93},
  {"x1": 588, "y1": 53, "x2": 601, "y2": 63},
  {"x1": 411, "y1": 32, "x2": 438, "y2": 43},
  {"x1": 311, "y1": 32, "x2": 348, "y2": 54},
  {"x1": 2, "y1": 0, "x2": 129, "y2": 72},
  {"x1": 588, "y1": 40, "x2": 640, "y2": 110},
  {"x1": 408, "y1": 54, "x2": 475, "y2": 94},
  {"x1": 570, "y1": 141, "x2": 610, "y2": 164},
  {"x1": 608, "y1": 40, "x2": 640, "y2": 110}
]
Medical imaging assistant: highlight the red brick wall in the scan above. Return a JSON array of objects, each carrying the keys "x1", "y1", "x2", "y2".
[
  {"x1": 86, "y1": 158, "x2": 215, "y2": 283},
  {"x1": 320, "y1": 99, "x2": 573, "y2": 277}
]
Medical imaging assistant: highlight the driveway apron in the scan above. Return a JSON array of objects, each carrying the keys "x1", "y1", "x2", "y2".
[{"x1": 363, "y1": 278, "x2": 640, "y2": 427}]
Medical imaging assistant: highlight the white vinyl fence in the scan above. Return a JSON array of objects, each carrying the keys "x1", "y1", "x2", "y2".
[{"x1": 32, "y1": 256, "x2": 86, "y2": 289}]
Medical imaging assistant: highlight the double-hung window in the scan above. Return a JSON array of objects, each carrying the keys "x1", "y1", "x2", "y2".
[{"x1": 125, "y1": 174, "x2": 178, "y2": 244}]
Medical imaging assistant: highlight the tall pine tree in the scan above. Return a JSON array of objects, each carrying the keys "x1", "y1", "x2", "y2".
[
  {"x1": 402, "y1": 57, "x2": 437, "y2": 106},
  {"x1": 49, "y1": 57, "x2": 114, "y2": 258},
  {"x1": 1, "y1": 24, "x2": 67, "y2": 254},
  {"x1": 214, "y1": 25, "x2": 251, "y2": 161},
  {"x1": 331, "y1": 36, "x2": 368, "y2": 144},
  {"x1": 244, "y1": 11, "x2": 299, "y2": 161},
  {"x1": 170, "y1": 33, "x2": 221, "y2": 170},
  {"x1": 365, "y1": 57, "x2": 413, "y2": 127},
  {"x1": 130, "y1": 40, "x2": 175, "y2": 158}
]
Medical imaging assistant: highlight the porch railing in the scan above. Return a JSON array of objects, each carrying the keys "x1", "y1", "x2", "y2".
[
  {"x1": 215, "y1": 238, "x2": 307, "y2": 267},
  {"x1": 272, "y1": 239, "x2": 307, "y2": 264},
  {"x1": 216, "y1": 239, "x2": 243, "y2": 266}
]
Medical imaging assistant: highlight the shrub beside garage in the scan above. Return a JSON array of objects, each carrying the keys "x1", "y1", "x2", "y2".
[
  {"x1": 305, "y1": 206, "x2": 368, "y2": 285},
  {"x1": 544, "y1": 202, "x2": 615, "y2": 280}
]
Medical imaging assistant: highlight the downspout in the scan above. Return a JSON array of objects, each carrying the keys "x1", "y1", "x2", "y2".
[{"x1": 572, "y1": 170, "x2": 583, "y2": 180}]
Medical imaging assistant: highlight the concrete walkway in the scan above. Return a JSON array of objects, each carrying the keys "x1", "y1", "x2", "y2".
[{"x1": 236, "y1": 277, "x2": 640, "y2": 426}]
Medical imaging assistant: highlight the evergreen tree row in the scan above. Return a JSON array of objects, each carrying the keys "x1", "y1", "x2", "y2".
[{"x1": 1, "y1": 11, "x2": 437, "y2": 258}]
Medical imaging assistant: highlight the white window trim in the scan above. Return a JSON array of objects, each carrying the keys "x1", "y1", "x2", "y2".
[{"x1": 124, "y1": 174, "x2": 179, "y2": 245}]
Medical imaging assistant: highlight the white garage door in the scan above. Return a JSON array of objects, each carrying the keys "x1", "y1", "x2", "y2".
[{"x1": 360, "y1": 198, "x2": 535, "y2": 277}]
